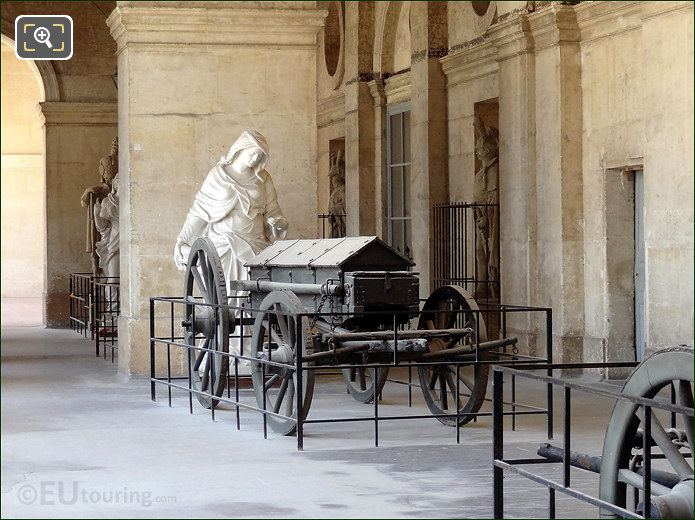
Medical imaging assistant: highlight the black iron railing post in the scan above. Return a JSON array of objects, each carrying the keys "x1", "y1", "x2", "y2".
[
  {"x1": 149, "y1": 298, "x2": 156, "y2": 401},
  {"x1": 493, "y1": 368, "x2": 504, "y2": 519}
]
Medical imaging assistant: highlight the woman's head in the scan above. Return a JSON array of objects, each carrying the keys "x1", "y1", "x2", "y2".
[{"x1": 220, "y1": 130, "x2": 270, "y2": 180}]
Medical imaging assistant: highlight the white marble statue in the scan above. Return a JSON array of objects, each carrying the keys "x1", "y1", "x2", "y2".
[
  {"x1": 81, "y1": 138, "x2": 118, "y2": 275},
  {"x1": 94, "y1": 173, "x2": 120, "y2": 279},
  {"x1": 174, "y1": 130, "x2": 289, "y2": 292}
]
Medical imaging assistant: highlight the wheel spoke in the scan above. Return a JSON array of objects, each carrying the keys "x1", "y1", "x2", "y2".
[
  {"x1": 439, "y1": 373, "x2": 448, "y2": 410},
  {"x1": 676, "y1": 380, "x2": 695, "y2": 455},
  {"x1": 190, "y1": 266, "x2": 210, "y2": 301},
  {"x1": 358, "y1": 368, "x2": 367, "y2": 391},
  {"x1": 273, "y1": 377, "x2": 289, "y2": 414},
  {"x1": 445, "y1": 372, "x2": 463, "y2": 410},
  {"x1": 618, "y1": 469, "x2": 671, "y2": 497},
  {"x1": 264, "y1": 373, "x2": 281, "y2": 391},
  {"x1": 457, "y1": 367, "x2": 476, "y2": 391},
  {"x1": 284, "y1": 378, "x2": 295, "y2": 416},
  {"x1": 643, "y1": 408, "x2": 693, "y2": 477},
  {"x1": 193, "y1": 338, "x2": 210, "y2": 371},
  {"x1": 428, "y1": 370, "x2": 438, "y2": 390},
  {"x1": 274, "y1": 304, "x2": 290, "y2": 341}
]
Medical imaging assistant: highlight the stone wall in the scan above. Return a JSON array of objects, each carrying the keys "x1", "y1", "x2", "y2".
[
  {"x1": 1, "y1": 3, "x2": 118, "y2": 326},
  {"x1": 318, "y1": 0, "x2": 693, "y2": 369},
  {"x1": 109, "y1": 2, "x2": 324, "y2": 375},
  {"x1": 0, "y1": 44, "x2": 45, "y2": 302}
]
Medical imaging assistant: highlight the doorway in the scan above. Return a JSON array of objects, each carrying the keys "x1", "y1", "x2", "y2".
[
  {"x1": 1, "y1": 38, "x2": 46, "y2": 326},
  {"x1": 633, "y1": 169, "x2": 645, "y2": 361},
  {"x1": 605, "y1": 167, "x2": 645, "y2": 363}
]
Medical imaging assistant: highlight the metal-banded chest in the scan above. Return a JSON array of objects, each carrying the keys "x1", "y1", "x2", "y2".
[{"x1": 243, "y1": 236, "x2": 419, "y2": 326}]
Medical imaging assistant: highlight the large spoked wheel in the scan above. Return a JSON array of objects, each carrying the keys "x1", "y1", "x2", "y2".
[
  {"x1": 342, "y1": 365, "x2": 389, "y2": 403},
  {"x1": 599, "y1": 347, "x2": 694, "y2": 519},
  {"x1": 183, "y1": 238, "x2": 230, "y2": 409},
  {"x1": 417, "y1": 285, "x2": 489, "y2": 427},
  {"x1": 250, "y1": 291, "x2": 315, "y2": 436}
]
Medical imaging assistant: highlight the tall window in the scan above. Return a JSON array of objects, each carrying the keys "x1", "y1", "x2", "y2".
[{"x1": 387, "y1": 103, "x2": 412, "y2": 259}]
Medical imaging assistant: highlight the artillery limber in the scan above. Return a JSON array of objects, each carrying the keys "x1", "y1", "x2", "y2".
[{"x1": 182, "y1": 236, "x2": 517, "y2": 435}]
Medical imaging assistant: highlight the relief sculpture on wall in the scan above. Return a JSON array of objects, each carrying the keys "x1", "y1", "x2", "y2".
[
  {"x1": 327, "y1": 149, "x2": 346, "y2": 238},
  {"x1": 473, "y1": 116, "x2": 499, "y2": 300},
  {"x1": 80, "y1": 138, "x2": 118, "y2": 276}
]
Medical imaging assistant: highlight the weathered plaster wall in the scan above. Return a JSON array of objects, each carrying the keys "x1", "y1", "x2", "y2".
[
  {"x1": 1, "y1": 43, "x2": 45, "y2": 301},
  {"x1": 110, "y1": 2, "x2": 323, "y2": 375},
  {"x1": 440, "y1": 1, "x2": 693, "y2": 366},
  {"x1": 2, "y1": 2, "x2": 118, "y2": 326}
]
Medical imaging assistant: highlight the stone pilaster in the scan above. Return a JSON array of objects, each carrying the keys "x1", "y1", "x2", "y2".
[
  {"x1": 409, "y1": 2, "x2": 449, "y2": 298},
  {"x1": 38, "y1": 102, "x2": 118, "y2": 327},
  {"x1": 490, "y1": 4, "x2": 584, "y2": 363},
  {"x1": 107, "y1": 2, "x2": 324, "y2": 376},
  {"x1": 488, "y1": 13, "x2": 539, "y2": 354},
  {"x1": 343, "y1": 2, "x2": 376, "y2": 236}
]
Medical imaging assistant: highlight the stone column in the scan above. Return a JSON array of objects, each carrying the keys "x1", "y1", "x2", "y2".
[
  {"x1": 368, "y1": 78, "x2": 388, "y2": 238},
  {"x1": 489, "y1": 14, "x2": 539, "y2": 353},
  {"x1": 344, "y1": 2, "x2": 376, "y2": 236},
  {"x1": 409, "y1": 2, "x2": 448, "y2": 298},
  {"x1": 529, "y1": 6, "x2": 584, "y2": 364},
  {"x1": 39, "y1": 102, "x2": 118, "y2": 327},
  {"x1": 107, "y1": 2, "x2": 324, "y2": 376}
]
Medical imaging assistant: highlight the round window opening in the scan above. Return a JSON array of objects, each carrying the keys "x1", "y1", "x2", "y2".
[
  {"x1": 471, "y1": 1, "x2": 491, "y2": 16},
  {"x1": 323, "y1": 2, "x2": 341, "y2": 77}
]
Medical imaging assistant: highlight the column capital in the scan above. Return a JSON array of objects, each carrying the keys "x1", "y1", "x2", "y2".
[
  {"x1": 487, "y1": 13, "x2": 533, "y2": 61},
  {"x1": 107, "y1": 3, "x2": 326, "y2": 54},
  {"x1": 526, "y1": 4, "x2": 580, "y2": 52},
  {"x1": 39, "y1": 102, "x2": 118, "y2": 126}
]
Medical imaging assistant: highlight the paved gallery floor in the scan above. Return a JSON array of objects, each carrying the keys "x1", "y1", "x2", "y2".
[{"x1": 1, "y1": 326, "x2": 620, "y2": 518}]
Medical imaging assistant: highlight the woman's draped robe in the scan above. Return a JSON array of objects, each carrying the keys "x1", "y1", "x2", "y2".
[{"x1": 179, "y1": 163, "x2": 287, "y2": 366}]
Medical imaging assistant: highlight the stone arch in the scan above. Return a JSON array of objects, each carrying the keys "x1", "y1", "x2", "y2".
[
  {"x1": 373, "y1": 1, "x2": 411, "y2": 77},
  {"x1": 1, "y1": 19, "x2": 60, "y2": 102}
]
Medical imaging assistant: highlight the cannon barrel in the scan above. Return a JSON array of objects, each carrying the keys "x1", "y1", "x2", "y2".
[
  {"x1": 231, "y1": 279, "x2": 342, "y2": 296},
  {"x1": 537, "y1": 443, "x2": 681, "y2": 489}
]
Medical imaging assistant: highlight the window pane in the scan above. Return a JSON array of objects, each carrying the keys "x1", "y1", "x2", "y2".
[
  {"x1": 403, "y1": 164, "x2": 411, "y2": 218},
  {"x1": 404, "y1": 219, "x2": 413, "y2": 260},
  {"x1": 402, "y1": 111, "x2": 411, "y2": 162},
  {"x1": 391, "y1": 219, "x2": 404, "y2": 254},
  {"x1": 390, "y1": 112, "x2": 403, "y2": 165},
  {"x1": 390, "y1": 166, "x2": 403, "y2": 218}
]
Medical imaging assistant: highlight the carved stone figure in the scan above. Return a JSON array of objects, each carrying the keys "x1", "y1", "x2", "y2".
[
  {"x1": 81, "y1": 138, "x2": 118, "y2": 275},
  {"x1": 93, "y1": 174, "x2": 120, "y2": 279},
  {"x1": 174, "y1": 130, "x2": 288, "y2": 291},
  {"x1": 473, "y1": 116, "x2": 499, "y2": 300},
  {"x1": 327, "y1": 149, "x2": 346, "y2": 238}
]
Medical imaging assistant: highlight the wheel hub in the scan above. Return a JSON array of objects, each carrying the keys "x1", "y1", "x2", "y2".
[
  {"x1": 638, "y1": 477, "x2": 694, "y2": 519},
  {"x1": 258, "y1": 341, "x2": 294, "y2": 377}
]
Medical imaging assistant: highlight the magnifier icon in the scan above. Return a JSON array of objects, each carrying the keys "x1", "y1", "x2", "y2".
[{"x1": 33, "y1": 26, "x2": 52, "y2": 49}]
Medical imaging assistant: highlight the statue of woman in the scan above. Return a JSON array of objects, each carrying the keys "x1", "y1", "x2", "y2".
[
  {"x1": 174, "y1": 130, "x2": 288, "y2": 292},
  {"x1": 94, "y1": 173, "x2": 120, "y2": 279},
  {"x1": 81, "y1": 138, "x2": 118, "y2": 275}
]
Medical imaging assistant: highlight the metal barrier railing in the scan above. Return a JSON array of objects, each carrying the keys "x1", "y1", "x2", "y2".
[
  {"x1": 149, "y1": 295, "x2": 554, "y2": 450},
  {"x1": 69, "y1": 272, "x2": 95, "y2": 338},
  {"x1": 94, "y1": 278, "x2": 120, "y2": 362},
  {"x1": 491, "y1": 363, "x2": 693, "y2": 519},
  {"x1": 69, "y1": 273, "x2": 119, "y2": 358},
  {"x1": 318, "y1": 213, "x2": 346, "y2": 239},
  {"x1": 433, "y1": 202, "x2": 500, "y2": 299}
]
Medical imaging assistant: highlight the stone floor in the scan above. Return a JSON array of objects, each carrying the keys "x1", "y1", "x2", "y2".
[{"x1": 2, "y1": 326, "x2": 624, "y2": 518}]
